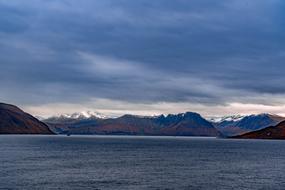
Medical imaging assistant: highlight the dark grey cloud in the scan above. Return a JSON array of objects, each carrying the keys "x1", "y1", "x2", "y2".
[{"x1": 1, "y1": 0, "x2": 285, "y2": 110}]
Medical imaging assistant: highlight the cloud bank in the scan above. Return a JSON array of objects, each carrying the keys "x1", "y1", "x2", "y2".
[{"x1": 1, "y1": 0, "x2": 285, "y2": 117}]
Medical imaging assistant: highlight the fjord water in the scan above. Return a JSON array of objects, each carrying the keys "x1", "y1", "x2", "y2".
[{"x1": 1, "y1": 136, "x2": 285, "y2": 190}]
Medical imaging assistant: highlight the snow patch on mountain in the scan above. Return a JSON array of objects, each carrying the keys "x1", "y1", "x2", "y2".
[
  {"x1": 55, "y1": 111, "x2": 107, "y2": 119},
  {"x1": 207, "y1": 115, "x2": 246, "y2": 123}
]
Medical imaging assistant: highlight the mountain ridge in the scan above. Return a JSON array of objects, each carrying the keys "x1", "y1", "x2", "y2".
[
  {"x1": 209, "y1": 113, "x2": 285, "y2": 136},
  {"x1": 44, "y1": 111, "x2": 219, "y2": 136},
  {"x1": 44, "y1": 111, "x2": 285, "y2": 137},
  {"x1": 0, "y1": 103, "x2": 54, "y2": 134}
]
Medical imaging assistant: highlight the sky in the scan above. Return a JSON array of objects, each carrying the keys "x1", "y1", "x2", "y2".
[{"x1": 1, "y1": 0, "x2": 285, "y2": 118}]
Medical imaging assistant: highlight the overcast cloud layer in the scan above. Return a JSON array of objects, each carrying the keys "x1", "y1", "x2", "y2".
[{"x1": 1, "y1": 0, "x2": 285, "y2": 117}]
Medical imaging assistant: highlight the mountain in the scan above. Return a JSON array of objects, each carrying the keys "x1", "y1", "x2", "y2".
[
  {"x1": 46, "y1": 111, "x2": 107, "y2": 122},
  {"x1": 43, "y1": 111, "x2": 108, "y2": 134},
  {"x1": 210, "y1": 114, "x2": 285, "y2": 137},
  {"x1": 208, "y1": 115, "x2": 245, "y2": 123},
  {"x1": 44, "y1": 112, "x2": 219, "y2": 136},
  {"x1": 158, "y1": 113, "x2": 218, "y2": 136},
  {"x1": 234, "y1": 121, "x2": 285, "y2": 139},
  {"x1": 0, "y1": 103, "x2": 54, "y2": 134}
]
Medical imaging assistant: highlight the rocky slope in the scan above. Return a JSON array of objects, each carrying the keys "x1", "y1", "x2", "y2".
[
  {"x1": 233, "y1": 121, "x2": 285, "y2": 139},
  {"x1": 0, "y1": 103, "x2": 54, "y2": 134}
]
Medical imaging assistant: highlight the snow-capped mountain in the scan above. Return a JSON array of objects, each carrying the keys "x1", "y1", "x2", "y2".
[
  {"x1": 60, "y1": 111, "x2": 107, "y2": 119},
  {"x1": 209, "y1": 113, "x2": 285, "y2": 137},
  {"x1": 207, "y1": 115, "x2": 246, "y2": 123},
  {"x1": 44, "y1": 111, "x2": 108, "y2": 122}
]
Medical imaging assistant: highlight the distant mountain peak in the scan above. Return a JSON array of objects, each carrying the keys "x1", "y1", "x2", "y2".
[
  {"x1": 54, "y1": 111, "x2": 108, "y2": 120},
  {"x1": 207, "y1": 115, "x2": 246, "y2": 123}
]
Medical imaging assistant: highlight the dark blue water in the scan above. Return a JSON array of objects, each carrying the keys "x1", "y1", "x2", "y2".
[{"x1": 1, "y1": 135, "x2": 285, "y2": 190}]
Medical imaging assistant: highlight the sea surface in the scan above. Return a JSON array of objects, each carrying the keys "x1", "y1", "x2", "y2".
[{"x1": 1, "y1": 135, "x2": 285, "y2": 190}]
